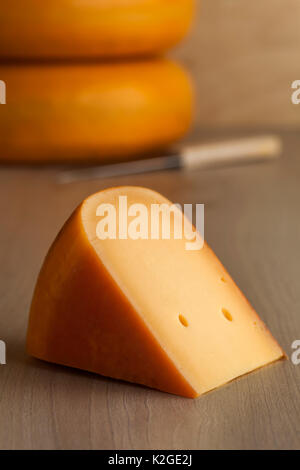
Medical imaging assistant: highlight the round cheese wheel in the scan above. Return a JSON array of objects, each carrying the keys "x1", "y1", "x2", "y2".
[
  {"x1": 0, "y1": 0, "x2": 194, "y2": 59},
  {"x1": 0, "y1": 60, "x2": 194, "y2": 163}
]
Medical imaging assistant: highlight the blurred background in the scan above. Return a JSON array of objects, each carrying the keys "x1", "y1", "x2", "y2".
[
  {"x1": 174, "y1": 0, "x2": 300, "y2": 130},
  {"x1": 1, "y1": 0, "x2": 300, "y2": 164}
]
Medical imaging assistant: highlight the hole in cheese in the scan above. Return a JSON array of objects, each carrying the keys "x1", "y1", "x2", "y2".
[
  {"x1": 222, "y1": 308, "x2": 233, "y2": 322},
  {"x1": 220, "y1": 276, "x2": 226, "y2": 283},
  {"x1": 179, "y1": 314, "x2": 188, "y2": 327}
]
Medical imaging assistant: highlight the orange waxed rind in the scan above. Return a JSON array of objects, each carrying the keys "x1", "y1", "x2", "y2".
[
  {"x1": 0, "y1": 60, "x2": 194, "y2": 163},
  {"x1": 0, "y1": 0, "x2": 195, "y2": 59}
]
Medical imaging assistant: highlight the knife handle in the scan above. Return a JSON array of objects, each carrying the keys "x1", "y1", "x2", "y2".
[{"x1": 181, "y1": 135, "x2": 282, "y2": 170}]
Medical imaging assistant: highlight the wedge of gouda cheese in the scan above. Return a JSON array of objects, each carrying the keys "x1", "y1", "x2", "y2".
[{"x1": 27, "y1": 187, "x2": 284, "y2": 397}]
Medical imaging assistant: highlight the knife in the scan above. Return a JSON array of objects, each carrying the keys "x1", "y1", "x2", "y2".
[{"x1": 59, "y1": 135, "x2": 282, "y2": 184}]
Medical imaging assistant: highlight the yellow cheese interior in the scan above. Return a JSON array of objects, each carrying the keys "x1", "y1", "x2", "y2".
[{"x1": 82, "y1": 186, "x2": 284, "y2": 396}]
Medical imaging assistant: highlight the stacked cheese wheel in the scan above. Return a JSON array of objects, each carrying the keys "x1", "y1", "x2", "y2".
[
  {"x1": 1, "y1": 0, "x2": 194, "y2": 59},
  {"x1": 0, "y1": 0, "x2": 195, "y2": 162},
  {"x1": 0, "y1": 61, "x2": 193, "y2": 162}
]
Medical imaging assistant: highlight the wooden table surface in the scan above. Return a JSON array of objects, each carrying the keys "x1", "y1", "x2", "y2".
[{"x1": 0, "y1": 130, "x2": 299, "y2": 450}]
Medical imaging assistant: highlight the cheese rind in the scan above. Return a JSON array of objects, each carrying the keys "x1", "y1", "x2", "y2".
[
  {"x1": 27, "y1": 187, "x2": 285, "y2": 397},
  {"x1": 0, "y1": 60, "x2": 193, "y2": 162},
  {"x1": 0, "y1": 0, "x2": 194, "y2": 59}
]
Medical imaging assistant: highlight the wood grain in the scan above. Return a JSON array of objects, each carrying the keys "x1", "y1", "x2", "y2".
[
  {"x1": 174, "y1": 0, "x2": 300, "y2": 128},
  {"x1": 0, "y1": 130, "x2": 299, "y2": 450}
]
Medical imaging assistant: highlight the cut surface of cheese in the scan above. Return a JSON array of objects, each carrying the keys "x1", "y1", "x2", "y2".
[
  {"x1": 27, "y1": 187, "x2": 285, "y2": 397},
  {"x1": 0, "y1": 60, "x2": 193, "y2": 163},
  {"x1": 0, "y1": 0, "x2": 194, "y2": 59}
]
